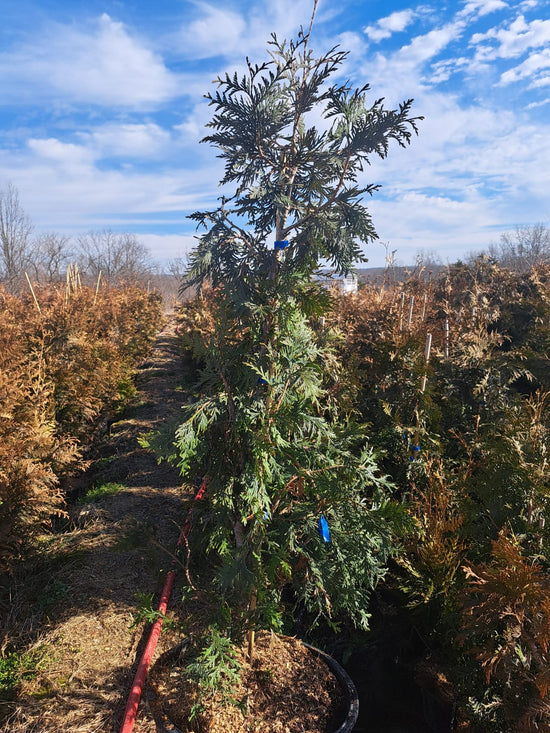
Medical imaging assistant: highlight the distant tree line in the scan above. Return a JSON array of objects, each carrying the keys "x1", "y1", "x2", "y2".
[
  {"x1": 4, "y1": 181, "x2": 548, "y2": 294},
  {"x1": 488, "y1": 223, "x2": 550, "y2": 273},
  {"x1": 411, "y1": 225, "x2": 550, "y2": 274},
  {"x1": 0, "y1": 182, "x2": 156, "y2": 292}
]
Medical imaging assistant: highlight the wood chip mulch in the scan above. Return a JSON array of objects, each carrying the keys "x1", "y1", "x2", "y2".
[{"x1": 148, "y1": 631, "x2": 344, "y2": 733}]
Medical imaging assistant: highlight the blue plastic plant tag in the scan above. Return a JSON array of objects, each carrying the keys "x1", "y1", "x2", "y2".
[
  {"x1": 274, "y1": 240, "x2": 289, "y2": 250},
  {"x1": 318, "y1": 514, "x2": 330, "y2": 543}
]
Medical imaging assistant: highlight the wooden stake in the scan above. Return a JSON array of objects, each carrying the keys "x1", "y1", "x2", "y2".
[
  {"x1": 93, "y1": 270, "x2": 102, "y2": 306},
  {"x1": 25, "y1": 273, "x2": 41, "y2": 314},
  {"x1": 421, "y1": 293, "x2": 428, "y2": 322},
  {"x1": 424, "y1": 332, "x2": 432, "y2": 361},
  {"x1": 247, "y1": 590, "x2": 257, "y2": 661}
]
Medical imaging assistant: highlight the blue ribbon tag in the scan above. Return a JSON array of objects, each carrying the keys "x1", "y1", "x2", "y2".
[
  {"x1": 318, "y1": 514, "x2": 330, "y2": 543},
  {"x1": 274, "y1": 240, "x2": 289, "y2": 250}
]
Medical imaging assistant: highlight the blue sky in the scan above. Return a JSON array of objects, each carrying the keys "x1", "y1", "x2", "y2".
[{"x1": 1, "y1": 0, "x2": 549, "y2": 267}]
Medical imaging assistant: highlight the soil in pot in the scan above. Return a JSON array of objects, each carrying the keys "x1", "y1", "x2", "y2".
[{"x1": 148, "y1": 631, "x2": 346, "y2": 733}]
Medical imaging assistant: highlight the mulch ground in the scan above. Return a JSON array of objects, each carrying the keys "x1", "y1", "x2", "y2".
[{"x1": 148, "y1": 631, "x2": 344, "y2": 733}]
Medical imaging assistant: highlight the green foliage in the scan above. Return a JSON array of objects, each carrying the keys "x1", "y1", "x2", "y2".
[
  {"x1": 186, "y1": 30, "x2": 421, "y2": 296},
  {"x1": 130, "y1": 591, "x2": 176, "y2": 630},
  {"x1": 395, "y1": 456, "x2": 466, "y2": 614},
  {"x1": 0, "y1": 645, "x2": 50, "y2": 696},
  {"x1": 186, "y1": 628, "x2": 242, "y2": 721},
  {"x1": 329, "y1": 260, "x2": 550, "y2": 728},
  {"x1": 37, "y1": 579, "x2": 69, "y2": 612},
  {"x1": 78, "y1": 481, "x2": 125, "y2": 505},
  {"x1": 167, "y1": 20, "x2": 419, "y2": 658}
]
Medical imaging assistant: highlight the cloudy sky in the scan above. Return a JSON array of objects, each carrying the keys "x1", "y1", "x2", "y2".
[{"x1": 1, "y1": 0, "x2": 549, "y2": 268}]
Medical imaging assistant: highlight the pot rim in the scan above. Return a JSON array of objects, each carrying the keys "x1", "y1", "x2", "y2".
[{"x1": 303, "y1": 642, "x2": 359, "y2": 733}]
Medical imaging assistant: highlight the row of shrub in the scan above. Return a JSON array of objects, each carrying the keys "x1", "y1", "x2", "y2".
[
  {"x1": 332, "y1": 258, "x2": 550, "y2": 732},
  {"x1": 175, "y1": 258, "x2": 550, "y2": 731},
  {"x1": 0, "y1": 281, "x2": 163, "y2": 573}
]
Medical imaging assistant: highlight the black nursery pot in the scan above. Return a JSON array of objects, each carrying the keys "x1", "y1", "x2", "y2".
[{"x1": 304, "y1": 642, "x2": 360, "y2": 733}]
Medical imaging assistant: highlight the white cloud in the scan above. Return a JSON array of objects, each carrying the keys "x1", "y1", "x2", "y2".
[
  {"x1": 361, "y1": 21, "x2": 466, "y2": 100},
  {"x1": 0, "y1": 134, "x2": 222, "y2": 239},
  {"x1": 82, "y1": 124, "x2": 172, "y2": 158},
  {"x1": 27, "y1": 138, "x2": 94, "y2": 169},
  {"x1": 172, "y1": 0, "x2": 315, "y2": 60},
  {"x1": 139, "y1": 233, "x2": 197, "y2": 262},
  {"x1": 367, "y1": 193, "x2": 498, "y2": 266},
  {"x1": 175, "y1": 111, "x2": 208, "y2": 147},
  {"x1": 531, "y1": 73, "x2": 550, "y2": 87},
  {"x1": 430, "y1": 56, "x2": 470, "y2": 82},
  {"x1": 0, "y1": 14, "x2": 182, "y2": 107},
  {"x1": 460, "y1": 0, "x2": 508, "y2": 18},
  {"x1": 334, "y1": 31, "x2": 366, "y2": 58},
  {"x1": 364, "y1": 10, "x2": 415, "y2": 42},
  {"x1": 527, "y1": 96, "x2": 550, "y2": 108},
  {"x1": 175, "y1": 5, "x2": 247, "y2": 58},
  {"x1": 346, "y1": 60, "x2": 550, "y2": 263},
  {"x1": 1, "y1": 0, "x2": 549, "y2": 272},
  {"x1": 499, "y1": 47, "x2": 550, "y2": 84},
  {"x1": 472, "y1": 15, "x2": 550, "y2": 59},
  {"x1": 398, "y1": 23, "x2": 465, "y2": 67}
]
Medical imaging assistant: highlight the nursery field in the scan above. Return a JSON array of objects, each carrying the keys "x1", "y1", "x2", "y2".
[
  {"x1": 0, "y1": 307, "x2": 189, "y2": 732},
  {"x1": 3, "y1": 11, "x2": 549, "y2": 731},
  {"x1": 1, "y1": 258, "x2": 550, "y2": 732}
]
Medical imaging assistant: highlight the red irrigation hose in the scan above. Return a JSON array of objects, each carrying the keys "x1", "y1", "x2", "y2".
[{"x1": 120, "y1": 479, "x2": 208, "y2": 733}]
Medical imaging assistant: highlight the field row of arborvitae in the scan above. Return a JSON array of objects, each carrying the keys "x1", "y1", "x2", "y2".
[
  {"x1": 0, "y1": 276, "x2": 163, "y2": 573},
  {"x1": 175, "y1": 256, "x2": 550, "y2": 732}
]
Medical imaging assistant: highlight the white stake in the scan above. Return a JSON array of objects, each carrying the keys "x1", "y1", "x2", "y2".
[{"x1": 421, "y1": 332, "x2": 432, "y2": 393}]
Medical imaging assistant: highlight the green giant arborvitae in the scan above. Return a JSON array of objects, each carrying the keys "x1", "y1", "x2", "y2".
[{"x1": 175, "y1": 17, "x2": 421, "y2": 652}]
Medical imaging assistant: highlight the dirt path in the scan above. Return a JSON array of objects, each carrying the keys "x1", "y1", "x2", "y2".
[{"x1": 3, "y1": 318, "x2": 191, "y2": 732}]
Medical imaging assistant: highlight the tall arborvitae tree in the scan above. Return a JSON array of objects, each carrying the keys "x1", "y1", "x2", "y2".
[{"x1": 173, "y1": 16, "x2": 421, "y2": 652}]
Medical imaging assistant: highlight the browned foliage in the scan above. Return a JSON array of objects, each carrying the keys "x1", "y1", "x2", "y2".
[
  {"x1": 174, "y1": 287, "x2": 220, "y2": 365},
  {"x1": 460, "y1": 532, "x2": 550, "y2": 731},
  {"x1": 0, "y1": 282, "x2": 163, "y2": 571},
  {"x1": 397, "y1": 456, "x2": 467, "y2": 608}
]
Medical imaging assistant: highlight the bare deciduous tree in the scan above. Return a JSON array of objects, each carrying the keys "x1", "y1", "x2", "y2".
[
  {"x1": 489, "y1": 224, "x2": 550, "y2": 273},
  {"x1": 167, "y1": 254, "x2": 190, "y2": 281},
  {"x1": 77, "y1": 230, "x2": 153, "y2": 285},
  {"x1": 0, "y1": 183, "x2": 33, "y2": 291},
  {"x1": 30, "y1": 232, "x2": 74, "y2": 283}
]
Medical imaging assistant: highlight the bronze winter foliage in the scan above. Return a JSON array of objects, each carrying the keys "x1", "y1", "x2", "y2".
[{"x1": 0, "y1": 282, "x2": 162, "y2": 571}]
